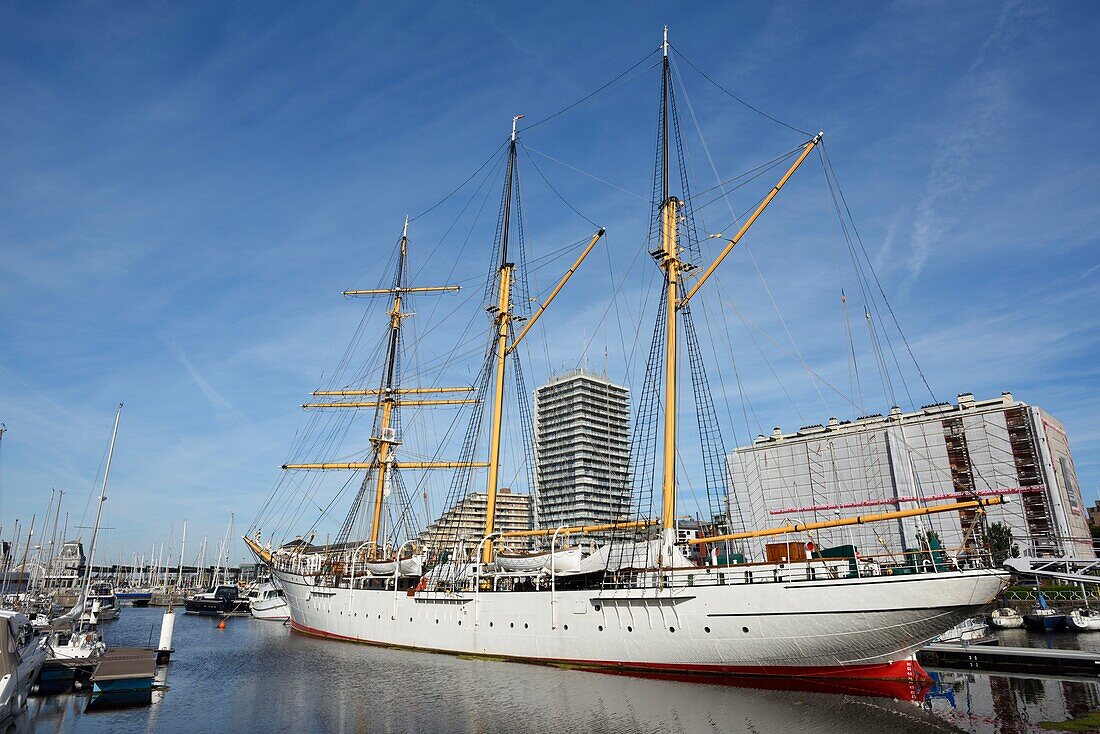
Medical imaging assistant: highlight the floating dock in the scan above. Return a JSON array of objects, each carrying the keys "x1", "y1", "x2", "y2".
[
  {"x1": 87, "y1": 647, "x2": 157, "y2": 708},
  {"x1": 918, "y1": 643, "x2": 1100, "y2": 677}
]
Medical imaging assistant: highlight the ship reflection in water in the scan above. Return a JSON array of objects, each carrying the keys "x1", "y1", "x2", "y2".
[{"x1": 24, "y1": 608, "x2": 1100, "y2": 734}]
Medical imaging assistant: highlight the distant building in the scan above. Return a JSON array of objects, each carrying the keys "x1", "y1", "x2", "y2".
[
  {"x1": 1089, "y1": 500, "x2": 1100, "y2": 528},
  {"x1": 43, "y1": 540, "x2": 86, "y2": 588},
  {"x1": 728, "y1": 392, "x2": 1094, "y2": 560},
  {"x1": 418, "y1": 489, "x2": 531, "y2": 551},
  {"x1": 535, "y1": 369, "x2": 631, "y2": 544}
]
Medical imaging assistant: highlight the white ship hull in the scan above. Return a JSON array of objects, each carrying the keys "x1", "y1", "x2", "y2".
[{"x1": 270, "y1": 564, "x2": 1008, "y2": 679}]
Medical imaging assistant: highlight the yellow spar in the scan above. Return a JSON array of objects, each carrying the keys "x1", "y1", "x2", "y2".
[
  {"x1": 689, "y1": 496, "x2": 1006, "y2": 545},
  {"x1": 680, "y1": 133, "x2": 823, "y2": 308}
]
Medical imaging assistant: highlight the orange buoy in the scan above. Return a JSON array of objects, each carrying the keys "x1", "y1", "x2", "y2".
[{"x1": 217, "y1": 619, "x2": 226, "y2": 629}]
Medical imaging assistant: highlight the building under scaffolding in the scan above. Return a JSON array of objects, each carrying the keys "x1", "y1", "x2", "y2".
[{"x1": 727, "y1": 392, "x2": 1093, "y2": 560}]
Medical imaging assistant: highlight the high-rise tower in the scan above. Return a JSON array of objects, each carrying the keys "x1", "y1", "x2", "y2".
[{"x1": 534, "y1": 370, "x2": 631, "y2": 543}]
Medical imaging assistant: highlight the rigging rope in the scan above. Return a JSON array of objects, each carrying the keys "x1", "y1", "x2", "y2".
[{"x1": 669, "y1": 45, "x2": 813, "y2": 137}]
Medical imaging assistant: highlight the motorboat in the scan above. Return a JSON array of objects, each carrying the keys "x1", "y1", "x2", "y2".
[
  {"x1": 115, "y1": 588, "x2": 153, "y2": 607},
  {"x1": 248, "y1": 582, "x2": 289, "y2": 621},
  {"x1": 989, "y1": 607, "x2": 1024, "y2": 629},
  {"x1": 184, "y1": 585, "x2": 248, "y2": 615},
  {"x1": 0, "y1": 610, "x2": 46, "y2": 726},
  {"x1": 1067, "y1": 608, "x2": 1100, "y2": 632}
]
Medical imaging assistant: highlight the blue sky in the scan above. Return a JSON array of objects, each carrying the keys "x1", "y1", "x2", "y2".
[{"x1": 1, "y1": 1, "x2": 1098, "y2": 566}]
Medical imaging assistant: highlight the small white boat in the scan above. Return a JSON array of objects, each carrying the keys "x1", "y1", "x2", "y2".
[
  {"x1": 248, "y1": 582, "x2": 289, "y2": 621},
  {"x1": 362, "y1": 559, "x2": 396, "y2": 575},
  {"x1": 496, "y1": 546, "x2": 582, "y2": 574},
  {"x1": 363, "y1": 555, "x2": 423, "y2": 577},
  {"x1": 990, "y1": 607, "x2": 1024, "y2": 629},
  {"x1": 1067, "y1": 608, "x2": 1100, "y2": 632},
  {"x1": 0, "y1": 610, "x2": 46, "y2": 726}
]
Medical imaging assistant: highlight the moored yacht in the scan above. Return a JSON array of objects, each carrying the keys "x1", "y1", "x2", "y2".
[
  {"x1": 247, "y1": 582, "x2": 289, "y2": 621},
  {"x1": 0, "y1": 610, "x2": 46, "y2": 726},
  {"x1": 183, "y1": 585, "x2": 247, "y2": 616}
]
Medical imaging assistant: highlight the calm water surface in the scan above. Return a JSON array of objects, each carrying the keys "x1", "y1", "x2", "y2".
[{"x1": 20, "y1": 607, "x2": 1100, "y2": 733}]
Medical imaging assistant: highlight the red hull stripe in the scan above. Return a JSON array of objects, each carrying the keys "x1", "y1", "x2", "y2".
[{"x1": 288, "y1": 620, "x2": 927, "y2": 683}]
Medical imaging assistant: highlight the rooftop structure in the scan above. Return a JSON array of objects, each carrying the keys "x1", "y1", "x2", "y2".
[
  {"x1": 728, "y1": 392, "x2": 1093, "y2": 560},
  {"x1": 534, "y1": 369, "x2": 631, "y2": 544}
]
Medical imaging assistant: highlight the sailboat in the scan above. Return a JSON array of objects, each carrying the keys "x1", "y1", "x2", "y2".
[
  {"x1": 40, "y1": 404, "x2": 121, "y2": 690},
  {"x1": 247, "y1": 30, "x2": 1009, "y2": 684}
]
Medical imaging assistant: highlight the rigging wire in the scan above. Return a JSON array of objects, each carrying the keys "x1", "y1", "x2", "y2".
[
  {"x1": 522, "y1": 51, "x2": 662, "y2": 133},
  {"x1": 670, "y1": 53, "x2": 831, "y2": 416},
  {"x1": 410, "y1": 141, "x2": 509, "y2": 222},
  {"x1": 669, "y1": 44, "x2": 813, "y2": 137},
  {"x1": 522, "y1": 145, "x2": 650, "y2": 203},
  {"x1": 819, "y1": 140, "x2": 937, "y2": 404},
  {"x1": 520, "y1": 145, "x2": 600, "y2": 229}
]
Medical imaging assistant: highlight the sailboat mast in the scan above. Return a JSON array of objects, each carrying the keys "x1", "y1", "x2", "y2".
[
  {"x1": 177, "y1": 518, "x2": 187, "y2": 587},
  {"x1": 81, "y1": 403, "x2": 122, "y2": 604},
  {"x1": 658, "y1": 28, "x2": 681, "y2": 557},
  {"x1": 368, "y1": 217, "x2": 408, "y2": 556},
  {"x1": 481, "y1": 114, "x2": 522, "y2": 563}
]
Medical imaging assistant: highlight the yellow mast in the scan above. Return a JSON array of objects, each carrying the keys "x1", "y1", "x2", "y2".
[
  {"x1": 481, "y1": 114, "x2": 523, "y2": 563},
  {"x1": 366, "y1": 218, "x2": 410, "y2": 556},
  {"x1": 650, "y1": 28, "x2": 823, "y2": 558},
  {"x1": 658, "y1": 27, "x2": 681, "y2": 560},
  {"x1": 281, "y1": 217, "x2": 478, "y2": 558}
]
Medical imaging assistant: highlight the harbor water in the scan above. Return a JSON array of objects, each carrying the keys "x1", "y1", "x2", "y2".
[{"x1": 25, "y1": 607, "x2": 1100, "y2": 733}]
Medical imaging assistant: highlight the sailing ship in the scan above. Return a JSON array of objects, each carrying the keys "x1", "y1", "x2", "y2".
[{"x1": 247, "y1": 30, "x2": 1009, "y2": 683}]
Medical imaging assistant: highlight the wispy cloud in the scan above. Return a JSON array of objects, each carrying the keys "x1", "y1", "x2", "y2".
[{"x1": 167, "y1": 344, "x2": 251, "y2": 426}]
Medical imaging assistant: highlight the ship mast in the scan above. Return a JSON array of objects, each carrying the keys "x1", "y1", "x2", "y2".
[
  {"x1": 280, "y1": 221, "x2": 478, "y2": 559},
  {"x1": 658, "y1": 26, "x2": 681, "y2": 560},
  {"x1": 481, "y1": 114, "x2": 523, "y2": 564},
  {"x1": 365, "y1": 217, "x2": 409, "y2": 557},
  {"x1": 653, "y1": 27, "x2": 823, "y2": 558}
]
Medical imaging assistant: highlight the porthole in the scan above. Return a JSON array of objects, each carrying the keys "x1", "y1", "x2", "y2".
[
  {"x1": 669, "y1": 627, "x2": 675, "y2": 633},
  {"x1": 563, "y1": 624, "x2": 568, "y2": 630},
  {"x1": 409, "y1": 617, "x2": 413, "y2": 622},
  {"x1": 458, "y1": 620, "x2": 462, "y2": 626},
  {"x1": 510, "y1": 622, "x2": 514, "y2": 628},
  {"x1": 489, "y1": 622, "x2": 494, "y2": 627},
  {"x1": 598, "y1": 625, "x2": 604, "y2": 631},
  {"x1": 524, "y1": 623, "x2": 528, "y2": 629},
  {"x1": 593, "y1": 604, "x2": 601, "y2": 612},
  {"x1": 704, "y1": 627, "x2": 711, "y2": 634},
  {"x1": 627, "y1": 626, "x2": 633, "y2": 632},
  {"x1": 435, "y1": 619, "x2": 439, "y2": 624},
  {"x1": 742, "y1": 626, "x2": 749, "y2": 633}
]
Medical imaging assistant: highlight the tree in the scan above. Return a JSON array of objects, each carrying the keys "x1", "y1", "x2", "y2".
[{"x1": 988, "y1": 521, "x2": 1015, "y2": 566}]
